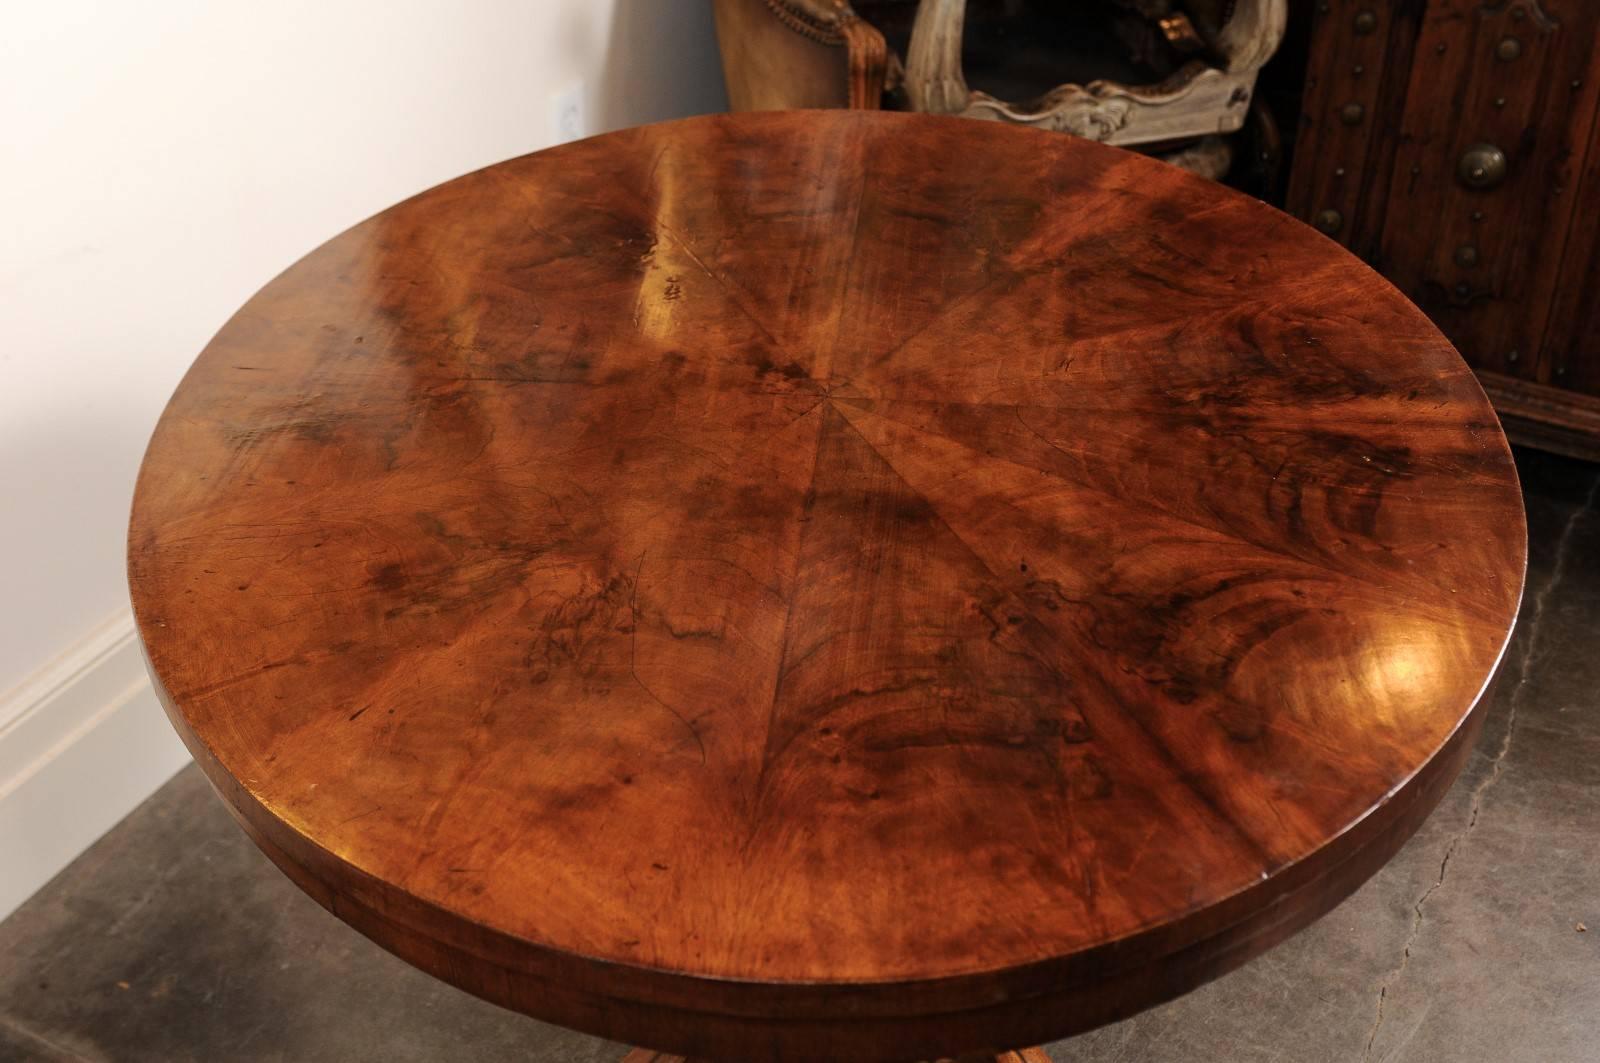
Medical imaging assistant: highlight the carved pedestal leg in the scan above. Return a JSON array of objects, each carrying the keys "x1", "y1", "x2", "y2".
[{"x1": 621, "y1": 1048, "x2": 1052, "y2": 1063}]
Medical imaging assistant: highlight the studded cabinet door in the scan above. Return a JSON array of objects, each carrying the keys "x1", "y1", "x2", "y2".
[
  {"x1": 1379, "y1": 0, "x2": 1599, "y2": 380},
  {"x1": 1286, "y1": 1, "x2": 1427, "y2": 262},
  {"x1": 1287, "y1": 0, "x2": 1600, "y2": 452},
  {"x1": 1542, "y1": 91, "x2": 1600, "y2": 397}
]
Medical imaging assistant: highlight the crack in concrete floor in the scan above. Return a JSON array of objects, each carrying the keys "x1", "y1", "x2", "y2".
[{"x1": 1361, "y1": 475, "x2": 1600, "y2": 1063}]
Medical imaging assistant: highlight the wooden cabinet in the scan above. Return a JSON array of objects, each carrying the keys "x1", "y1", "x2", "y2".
[{"x1": 1286, "y1": 0, "x2": 1600, "y2": 458}]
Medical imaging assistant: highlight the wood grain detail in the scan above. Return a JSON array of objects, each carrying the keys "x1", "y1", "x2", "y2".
[{"x1": 129, "y1": 111, "x2": 1525, "y2": 1062}]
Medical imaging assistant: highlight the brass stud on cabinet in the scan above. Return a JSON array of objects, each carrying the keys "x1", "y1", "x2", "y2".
[
  {"x1": 1341, "y1": 103, "x2": 1366, "y2": 125},
  {"x1": 1507, "y1": 350, "x2": 1520, "y2": 363},
  {"x1": 1354, "y1": 10, "x2": 1377, "y2": 34},
  {"x1": 1315, "y1": 209, "x2": 1344, "y2": 234},
  {"x1": 1454, "y1": 245, "x2": 1480, "y2": 268},
  {"x1": 1458, "y1": 144, "x2": 1508, "y2": 189},
  {"x1": 1496, "y1": 37, "x2": 1523, "y2": 62}
]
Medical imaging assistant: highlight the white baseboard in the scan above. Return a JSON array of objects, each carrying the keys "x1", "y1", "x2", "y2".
[{"x1": 0, "y1": 608, "x2": 192, "y2": 921}]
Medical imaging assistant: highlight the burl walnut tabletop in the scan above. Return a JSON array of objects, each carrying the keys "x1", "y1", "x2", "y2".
[{"x1": 129, "y1": 111, "x2": 1525, "y2": 1062}]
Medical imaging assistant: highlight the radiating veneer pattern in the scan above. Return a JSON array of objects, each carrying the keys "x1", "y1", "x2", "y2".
[{"x1": 129, "y1": 111, "x2": 1526, "y2": 1063}]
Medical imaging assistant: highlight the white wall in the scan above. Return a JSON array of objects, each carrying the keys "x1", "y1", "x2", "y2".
[{"x1": 0, "y1": 0, "x2": 727, "y2": 916}]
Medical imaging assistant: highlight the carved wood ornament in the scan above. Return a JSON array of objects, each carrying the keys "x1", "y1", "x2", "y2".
[{"x1": 903, "y1": 0, "x2": 1287, "y2": 145}]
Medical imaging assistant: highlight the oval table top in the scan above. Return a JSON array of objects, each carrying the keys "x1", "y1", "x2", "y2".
[{"x1": 130, "y1": 111, "x2": 1525, "y2": 1062}]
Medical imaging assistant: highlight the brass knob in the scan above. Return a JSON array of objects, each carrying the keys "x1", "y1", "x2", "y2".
[
  {"x1": 1496, "y1": 37, "x2": 1522, "y2": 61},
  {"x1": 1314, "y1": 209, "x2": 1344, "y2": 234},
  {"x1": 1340, "y1": 102, "x2": 1365, "y2": 125},
  {"x1": 1454, "y1": 244, "x2": 1480, "y2": 268},
  {"x1": 1354, "y1": 10, "x2": 1377, "y2": 34},
  {"x1": 1457, "y1": 144, "x2": 1508, "y2": 189}
]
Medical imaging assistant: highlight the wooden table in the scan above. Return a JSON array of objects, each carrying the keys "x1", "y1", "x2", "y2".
[{"x1": 129, "y1": 111, "x2": 1526, "y2": 1062}]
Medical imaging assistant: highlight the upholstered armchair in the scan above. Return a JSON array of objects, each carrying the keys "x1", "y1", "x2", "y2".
[{"x1": 711, "y1": 0, "x2": 891, "y2": 111}]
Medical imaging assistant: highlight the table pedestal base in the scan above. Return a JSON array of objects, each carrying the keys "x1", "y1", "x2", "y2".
[{"x1": 622, "y1": 1048, "x2": 1051, "y2": 1063}]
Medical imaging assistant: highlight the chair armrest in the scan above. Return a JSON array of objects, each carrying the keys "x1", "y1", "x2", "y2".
[{"x1": 1211, "y1": 0, "x2": 1287, "y2": 74}]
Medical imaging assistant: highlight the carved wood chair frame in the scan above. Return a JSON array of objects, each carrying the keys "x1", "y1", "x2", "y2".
[{"x1": 902, "y1": 0, "x2": 1288, "y2": 147}]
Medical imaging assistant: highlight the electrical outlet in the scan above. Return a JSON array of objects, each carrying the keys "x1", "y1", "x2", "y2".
[{"x1": 550, "y1": 82, "x2": 585, "y2": 145}]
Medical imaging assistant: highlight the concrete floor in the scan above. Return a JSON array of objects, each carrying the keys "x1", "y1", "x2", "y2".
[{"x1": 2, "y1": 446, "x2": 1596, "y2": 1063}]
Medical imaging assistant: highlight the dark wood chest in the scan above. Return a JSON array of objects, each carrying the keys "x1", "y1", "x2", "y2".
[{"x1": 1285, "y1": 0, "x2": 1600, "y2": 458}]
